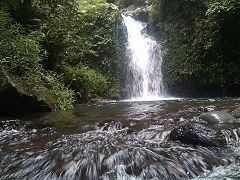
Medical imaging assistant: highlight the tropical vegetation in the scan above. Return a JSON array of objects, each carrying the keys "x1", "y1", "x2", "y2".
[{"x1": 0, "y1": 0, "x2": 239, "y2": 111}]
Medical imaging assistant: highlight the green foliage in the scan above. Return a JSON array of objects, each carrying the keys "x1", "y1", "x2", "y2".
[
  {"x1": 0, "y1": 10, "x2": 74, "y2": 110},
  {"x1": 206, "y1": 0, "x2": 240, "y2": 18},
  {"x1": 203, "y1": 0, "x2": 240, "y2": 86},
  {"x1": 27, "y1": 71, "x2": 75, "y2": 110},
  {"x1": 39, "y1": 0, "x2": 123, "y2": 97},
  {"x1": 63, "y1": 64, "x2": 108, "y2": 95},
  {"x1": 0, "y1": 0, "x2": 125, "y2": 108},
  {"x1": 204, "y1": 0, "x2": 240, "y2": 49},
  {"x1": 0, "y1": 11, "x2": 41, "y2": 77},
  {"x1": 114, "y1": 16, "x2": 127, "y2": 86},
  {"x1": 162, "y1": 39, "x2": 201, "y2": 86},
  {"x1": 148, "y1": 0, "x2": 240, "y2": 94},
  {"x1": 40, "y1": 0, "x2": 118, "y2": 66}
]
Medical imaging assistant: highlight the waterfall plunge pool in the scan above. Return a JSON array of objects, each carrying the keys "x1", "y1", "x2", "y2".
[{"x1": 1, "y1": 98, "x2": 240, "y2": 179}]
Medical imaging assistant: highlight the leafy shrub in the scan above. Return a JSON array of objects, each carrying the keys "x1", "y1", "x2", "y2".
[
  {"x1": 0, "y1": 0, "x2": 125, "y2": 108},
  {"x1": 63, "y1": 64, "x2": 108, "y2": 95},
  {"x1": 149, "y1": 0, "x2": 240, "y2": 95},
  {"x1": 0, "y1": 10, "x2": 74, "y2": 110},
  {"x1": 40, "y1": 0, "x2": 123, "y2": 97}
]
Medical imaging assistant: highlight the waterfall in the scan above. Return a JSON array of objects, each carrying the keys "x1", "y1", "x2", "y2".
[{"x1": 122, "y1": 14, "x2": 167, "y2": 101}]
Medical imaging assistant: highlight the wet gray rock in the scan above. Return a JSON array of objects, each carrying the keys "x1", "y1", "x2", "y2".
[
  {"x1": 199, "y1": 111, "x2": 240, "y2": 124},
  {"x1": 232, "y1": 106, "x2": 240, "y2": 118},
  {"x1": 170, "y1": 123, "x2": 226, "y2": 147}
]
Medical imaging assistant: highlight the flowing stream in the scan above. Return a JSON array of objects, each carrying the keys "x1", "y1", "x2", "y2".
[
  {"x1": 123, "y1": 15, "x2": 166, "y2": 101},
  {"x1": 1, "y1": 98, "x2": 240, "y2": 179}
]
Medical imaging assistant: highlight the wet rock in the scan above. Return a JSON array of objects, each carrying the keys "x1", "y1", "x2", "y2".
[
  {"x1": 199, "y1": 111, "x2": 240, "y2": 124},
  {"x1": 0, "y1": 69, "x2": 55, "y2": 114},
  {"x1": 131, "y1": 8, "x2": 149, "y2": 23},
  {"x1": 124, "y1": 6, "x2": 151, "y2": 23},
  {"x1": 170, "y1": 123, "x2": 226, "y2": 147},
  {"x1": 90, "y1": 96, "x2": 104, "y2": 103},
  {"x1": 109, "y1": 93, "x2": 121, "y2": 100},
  {"x1": 196, "y1": 105, "x2": 215, "y2": 113},
  {"x1": 232, "y1": 106, "x2": 240, "y2": 118}
]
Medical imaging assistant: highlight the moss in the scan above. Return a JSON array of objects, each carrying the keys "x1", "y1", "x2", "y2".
[{"x1": 215, "y1": 131, "x2": 227, "y2": 147}]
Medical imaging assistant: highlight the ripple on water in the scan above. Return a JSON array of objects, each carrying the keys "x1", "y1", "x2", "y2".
[{"x1": 0, "y1": 123, "x2": 227, "y2": 180}]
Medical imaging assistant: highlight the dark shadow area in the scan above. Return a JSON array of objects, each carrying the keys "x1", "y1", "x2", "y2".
[
  {"x1": 0, "y1": 87, "x2": 51, "y2": 117},
  {"x1": 168, "y1": 85, "x2": 240, "y2": 98}
]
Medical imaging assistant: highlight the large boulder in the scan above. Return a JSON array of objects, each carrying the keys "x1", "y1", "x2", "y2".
[
  {"x1": 199, "y1": 111, "x2": 240, "y2": 124},
  {"x1": 170, "y1": 123, "x2": 226, "y2": 147}
]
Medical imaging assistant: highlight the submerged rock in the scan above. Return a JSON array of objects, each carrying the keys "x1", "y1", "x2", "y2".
[
  {"x1": 170, "y1": 123, "x2": 226, "y2": 147},
  {"x1": 199, "y1": 111, "x2": 240, "y2": 124}
]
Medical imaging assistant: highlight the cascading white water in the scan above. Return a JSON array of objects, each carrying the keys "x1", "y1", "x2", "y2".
[{"x1": 123, "y1": 14, "x2": 166, "y2": 101}]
